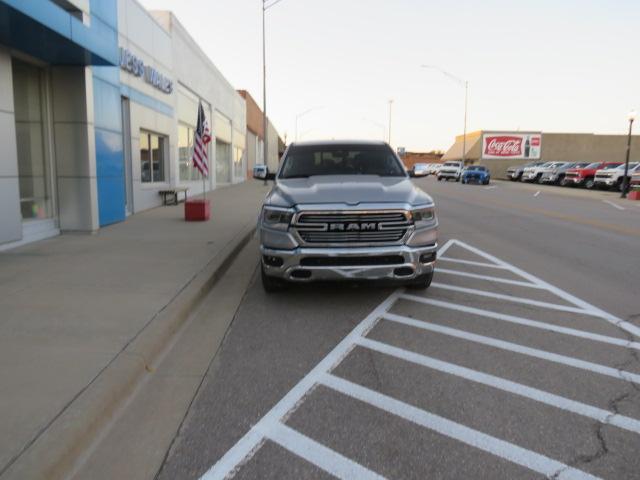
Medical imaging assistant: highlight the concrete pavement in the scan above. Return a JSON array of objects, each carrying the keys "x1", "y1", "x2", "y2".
[
  {"x1": 0, "y1": 180, "x2": 270, "y2": 479},
  {"x1": 156, "y1": 177, "x2": 640, "y2": 480}
]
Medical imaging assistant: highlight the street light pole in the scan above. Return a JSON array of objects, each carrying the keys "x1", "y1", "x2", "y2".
[
  {"x1": 262, "y1": 1, "x2": 267, "y2": 170},
  {"x1": 421, "y1": 65, "x2": 469, "y2": 163},
  {"x1": 621, "y1": 110, "x2": 636, "y2": 199}
]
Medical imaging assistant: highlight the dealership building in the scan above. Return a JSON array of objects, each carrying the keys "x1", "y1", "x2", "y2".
[
  {"x1": 442, "y1": 130, "x2": 640, "y2": 178},
  {"x1": 0, "y1": 0, "x2": 282, "y2": 250}
]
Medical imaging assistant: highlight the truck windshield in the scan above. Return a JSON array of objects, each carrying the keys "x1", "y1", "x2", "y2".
[{"x1": 279, "y1": 144, "x2": 406, "y2": 178}]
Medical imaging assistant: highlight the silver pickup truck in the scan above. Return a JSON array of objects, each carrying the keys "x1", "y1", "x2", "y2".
[{"x1": 253, "y1": 140, "x2": 438, "y2": 292}]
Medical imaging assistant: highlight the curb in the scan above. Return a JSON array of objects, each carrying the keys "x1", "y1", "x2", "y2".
[{"x1": 2, "y1": 223, "x2": 257, "y2": 480}]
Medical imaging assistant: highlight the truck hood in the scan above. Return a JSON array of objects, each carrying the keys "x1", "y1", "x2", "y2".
[{"x1": 265, "y1": 175, "x2": 433, "y2": 208}]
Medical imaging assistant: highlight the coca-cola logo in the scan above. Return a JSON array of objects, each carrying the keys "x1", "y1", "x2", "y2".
[{"x1": 484, "y1": 136, "x2": 523, "y2": 157}]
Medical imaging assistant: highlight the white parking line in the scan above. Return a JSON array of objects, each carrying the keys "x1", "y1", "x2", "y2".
[
  {"x1": 534, "y1": 190, "x2": 541, "y2": 197},
  {"x1": 429, "y1": 282, "x2": 598, "y2": 316},
  {"x1": 484, "y1": 186, "x2": 497, "y2": 190},
  {"x1": 603, "y1": 200, "x2": 625, "y2": 211},
  {"x1": 356, "y1": 337, "x2": 640, "y2": 435},
  {"x1": 450, "y1": 239, "x2": 640, "y2": 338},
  {"x1": 265, "y1": 423, "x2": 386, "y2": 480},
  {"x1": 382, "y1": 312, "x2": 640, "y2": 385},
  {"x1": 437, "y1": 257, "x2": 509, "y2": 270},
  {"x1": 435, "y1": 268, "x2": 545, "y2": 289},
  {"x1": 199, "y1": 291, "x2": 402, "y2": 480},
  {"x1": 400, "y1": 294, "x2": 640, "y2": 351},
  {"x1": 320, "y1": 374, "x2": 600, "y2": 480}
]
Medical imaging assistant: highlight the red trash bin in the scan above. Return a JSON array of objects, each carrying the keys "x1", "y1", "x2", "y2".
[{"x1": 185, "y1": 199, "x2": 210, "y2": 221}]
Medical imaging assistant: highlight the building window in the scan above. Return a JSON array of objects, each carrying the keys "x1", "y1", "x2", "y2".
[
  {"x1": 178, "y1": 123, "x2": 204, "y2": 181},
  {"x1": 140, "y1": 131, "x2": 166, "y2": 183}
]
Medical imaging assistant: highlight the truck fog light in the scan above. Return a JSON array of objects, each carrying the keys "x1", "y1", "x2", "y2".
[
  {"x1": 420, "y1": 252, "x2": 437, "y2": 264},
  {"x1": 263, "y1": 255, "x2": 284, "y2": 267}
]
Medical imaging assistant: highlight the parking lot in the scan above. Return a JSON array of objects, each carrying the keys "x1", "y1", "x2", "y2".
[{"x1": 154, "y1": 178, "x2": 640, "y2": 480}]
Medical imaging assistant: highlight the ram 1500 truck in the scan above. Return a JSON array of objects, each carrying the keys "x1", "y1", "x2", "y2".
[{"x1": 253, "y1": 141, "x2": 438, "y2": 292}]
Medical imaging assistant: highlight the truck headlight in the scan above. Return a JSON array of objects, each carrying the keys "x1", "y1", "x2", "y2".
[
  {"x1": 411, "y1": 207, "x2": 435, "y2": 228},
  {"x1": 262, "y1": 207, "x2": 294, "y2": 231}
]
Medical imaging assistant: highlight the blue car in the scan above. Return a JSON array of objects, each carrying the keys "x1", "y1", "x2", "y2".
[{"x1": 461, "y1": 165, "x2": 491, "y2": 185}]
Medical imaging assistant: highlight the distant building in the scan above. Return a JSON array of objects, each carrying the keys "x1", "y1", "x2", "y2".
[
  {"x1": 400, "y1": 151, "x2": 444, "y2": 170},
  {"x1": 443, "y1": 130, "x2": 640, "y2": 178}
]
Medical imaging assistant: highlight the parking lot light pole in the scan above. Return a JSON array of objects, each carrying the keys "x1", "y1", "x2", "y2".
[
  {"x1": 388, "y1": 99, "x2": 394, "y2": 146},
  {"x1": 262, "y1": 0, "x2": 286, "y2": 172},
  {"x1": 421, "y1": 65, "x2": 468, "y2": 163},
  {"x1": 621, "y1": 110, "x2": 636, "y2": 199},
  {"x1": 295, "y1": 107, "x2": 323, "y2": 142}
]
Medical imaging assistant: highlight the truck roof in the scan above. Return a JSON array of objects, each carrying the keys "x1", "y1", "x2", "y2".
[{"x1": 290, "y1": 140, "x2": 388, "y2": 147}]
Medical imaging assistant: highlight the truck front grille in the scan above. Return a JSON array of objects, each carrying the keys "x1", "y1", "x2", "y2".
[{"x1": 294, "y1": 211, "x2": 412, "y2": 246}]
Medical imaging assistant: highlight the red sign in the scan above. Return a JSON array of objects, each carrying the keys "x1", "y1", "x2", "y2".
[
  {"x1": 531, "y1": 137, "x2": 541, "y2": 147},
  {"x1": 484, "y1": 136, "x2": 523, "y2": 157}
]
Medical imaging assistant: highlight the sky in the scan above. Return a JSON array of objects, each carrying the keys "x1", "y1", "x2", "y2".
[{"x1": 139, "y1": 0, "x2": 639, "y2": 152}]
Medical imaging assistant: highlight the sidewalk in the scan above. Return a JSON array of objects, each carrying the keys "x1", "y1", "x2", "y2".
[{"x1": 0, "y1": 180, "x2": 270, "y2": 479}]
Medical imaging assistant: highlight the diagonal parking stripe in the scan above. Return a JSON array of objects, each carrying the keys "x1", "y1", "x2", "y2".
[
  {"x1": 429, "y1": 282, "x2": 598, "y2": 316},
  {"x1": 437, "y1": 257, "x2": 510, "y2": 269},
  {"x1": 434, "y1": 267, "x2": 546, "y2": 289},
  {"x1": 400, "y1": 294, "x2": 640, "y2": 351},
  {"x1": 319, "y1": 374, "x2": 600, "y2": 480},
  {"x1": 355, "y1": 336, "x2": 640, "y2": 434},
  {"x1": 382, "y1": 312, "x2": 640, "y2": 385}
]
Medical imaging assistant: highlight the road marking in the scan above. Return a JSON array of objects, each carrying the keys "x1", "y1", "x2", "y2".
[
  {"x1": 265, "y1": 423, "x2": 386, "y2": 480},
  {"x1": 199, "y1": 290, "x2": 403, "y2": 480},
  {"x1": 399, "y1": 295, "x2": 640, "y2": 351},
  {"x1": 320, "y1": 374, "x2": 600, "y2": 480},
  {"x1": 451, "y1": 239, "x2": 640, "y2": 338},
  {"x1": 429, "y1": 282, "x2": 599, "y2": 316},
  {"x1": 356, "y1": 337, "x2": 640, "y2": 435},
  {"x1": 437, "y1": 257, "x2": 509, "y2": 270},
  {"x1": 435, "y1": 268, "x2": 544, "y2": 289},
  {"x1": 603, "y1": 200, "x2": 625, "y2": 211},
  {"x1": 382, "y1": 312, "x2": 640, "y2": 385},
  {"x1": 534, "y1": 190, "x2": 541, "y2": 197},
  {"x1": 484, "y1": 186, "x2": 497, "y2": 190}
]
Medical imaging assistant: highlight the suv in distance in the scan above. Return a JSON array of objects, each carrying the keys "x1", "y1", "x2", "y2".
[
  {"x1": 594, "y1": 163, "x2": 640, "y2": 190},
  {"x1": 563, "y1": 162, "x2": 622, "y2": 189},
  {"x1": 437, "y1": 161, "x2": 464, "y2": 181},
  {"x1": 254, "y1": 141, "x2": 438, "y2": 292},
  {"x1": 540, "y1": 162, "x2": 588, "y2": 185}
]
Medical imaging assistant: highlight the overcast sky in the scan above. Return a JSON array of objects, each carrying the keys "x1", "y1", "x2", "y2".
[{"x1": 140, "y1": 0, "x2": 639, "y2": 151}]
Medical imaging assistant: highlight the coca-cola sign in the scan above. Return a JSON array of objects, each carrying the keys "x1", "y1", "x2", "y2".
[{"x1": 482, "y1": 133, "x2": 541, "y2": 160}]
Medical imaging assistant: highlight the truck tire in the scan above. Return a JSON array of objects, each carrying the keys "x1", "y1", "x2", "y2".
[
  {"x1": 584, "y1": 177, "x2": 596, "y2": 189},
  {"x1": 407, "y1": 271, "x2": 434, "y2": 290},
  {"x1": 261, "y1": 265, "x2": 286, "y2": 292}
]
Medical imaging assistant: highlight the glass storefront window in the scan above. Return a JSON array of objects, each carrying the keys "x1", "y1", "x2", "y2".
[
  {"x1": 178, "y1": 123, "x2": 205, "y2": 181},
  {"x1": 216, "y1": 140, "x2": 232, "y2": 184},
  {"x1": 140, "y1": 131, "x2": 166, "y2": 183},
  {"x1": 12, "y1": 59, "x2": 52, "y2": 220}
]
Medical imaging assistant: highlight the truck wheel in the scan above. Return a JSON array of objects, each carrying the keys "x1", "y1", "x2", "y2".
[
  {"x1": 261, "y1": 265, "x2": 286, "y2": 293},
  {"x1": 437, "y1": 177, "x2": 442, "y2": 181},
  {"x1": 584, "y1": 177, "x2": 596, "y2": 189},
  {"x1": 407, "y1": 271, "x2": 434, "y2": 290}
]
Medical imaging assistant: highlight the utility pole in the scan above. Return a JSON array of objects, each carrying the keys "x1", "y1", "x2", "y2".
[
  {"x1": 621, "y1": 110, "x2": 636, "y2": 198},
  {"x1": 262, "y1": 2, "x2": 268, "y2": 171}
]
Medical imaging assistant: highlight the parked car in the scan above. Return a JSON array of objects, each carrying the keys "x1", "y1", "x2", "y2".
[
  {"x1": 563, "y1": 162, "x2": 622, "y2": 189},
  {"x1": 594, "y1": 163, "x2": 640, "y2": 191},
  {"x1": 540, "y1": 162, "x2": 588, "y2": 185},
  {"x1": 437, "y1": 161, "x2": 464, "y2": 181},
  {"x1": 461, "y1": 165, "x2": 490, "y2": 185},
  {"x1": 254, "y1": 140, "x2": 438, "y2": 291},
  {"x1": 412, "y1": 163, "x2": 430, "y2": 177},
  {"x1": 521, "y1": 162, "x2": 557, "y2": 183},
  {"x1": 506, "y1": 162, "x2": 545, "y2": 181},
  {"x1": 429, "y1": 163, "x2": 443, "y2": 175}
]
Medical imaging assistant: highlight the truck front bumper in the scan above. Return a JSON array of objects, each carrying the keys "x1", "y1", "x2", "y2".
[{"x1": 261, "y1": 243, "x2": 438, "y2": 282}]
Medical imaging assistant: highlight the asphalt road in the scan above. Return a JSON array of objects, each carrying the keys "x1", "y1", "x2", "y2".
[{"x1": 156, "y1": 177, "x2": 640, "y2": 480}]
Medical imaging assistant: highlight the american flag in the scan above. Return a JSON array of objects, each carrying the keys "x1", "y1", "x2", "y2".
[{"x1": 192, "y1": 102, "x2": 212, "y2": 177}]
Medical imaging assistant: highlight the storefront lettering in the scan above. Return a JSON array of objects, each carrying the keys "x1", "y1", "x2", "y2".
[{"x1": 119, "y1": 48, "x2": 173, "y2": 94}]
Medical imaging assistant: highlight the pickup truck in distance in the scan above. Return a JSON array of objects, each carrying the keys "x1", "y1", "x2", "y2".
[
  {"x1": 253, "y1": 140, "x2": 438, "y2": 292},
  {"x1": 563, "y1": 162, "x2": 622, "y2": 189}
]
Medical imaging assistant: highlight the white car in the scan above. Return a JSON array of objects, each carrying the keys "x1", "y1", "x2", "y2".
[
  {"x1": 412, "y1": 163, "x2": 430, "y2": 177},
  {"x1": 437, "y1": 161, "x2": 464, "y2": 181},
  {"x1": 521, "y1": 162, "x2": 556, "y2": 182},
  {"x1": 594, "y1": 163, "x2": 640, "y2": 190}
]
